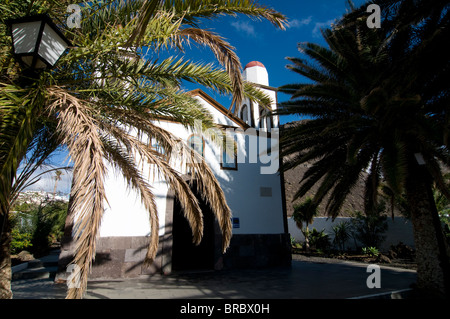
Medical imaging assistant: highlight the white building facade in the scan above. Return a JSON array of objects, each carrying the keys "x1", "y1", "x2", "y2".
[{"x1": 58, "y1": 61, "x2": 291, "y2": 279}]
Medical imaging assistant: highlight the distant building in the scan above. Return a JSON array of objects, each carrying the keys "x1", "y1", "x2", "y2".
[
  {"x1": 16, "y1": 191, "x2": 70, "y2": 204},
  {"x1": 58, "y1": 61, "x2": 291, "y2": 280}
]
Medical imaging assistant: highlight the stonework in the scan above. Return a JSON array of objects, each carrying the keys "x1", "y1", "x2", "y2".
[
  {"x1": 57, "y1": 232, "x2": 291, "y2": 281},
  {"x1": 223, "y1": 234, "x2": 292, "y2": 269}
]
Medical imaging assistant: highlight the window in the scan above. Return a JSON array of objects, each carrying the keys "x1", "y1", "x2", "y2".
[
  {"x1": 240, "y1": 104, "x2": 249, "y2": 124},
  {"x1": 259, "y1": 106, "x2": 266, "y2": 130},
  {"x1": 240, "y1": 102, "x2": 254, "y2": 126},
  {"x1": 221, "y1": 137, "x2": 237, "y2": 170},
  {"x1": 249, "y1": 101, "x2": 255, "y2": 127},
  {"x1": 151, "y1": 137, "x2": 165, "y2": 155},
  {"x1": 259, "y1": 107, "x2": 273, "y2": 132},
  {"x1": 187, "y1": 134, "x2": 204, "y2": 156}
]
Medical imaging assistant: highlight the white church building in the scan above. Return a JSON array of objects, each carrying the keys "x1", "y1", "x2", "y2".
[{"x1": 58, "y1": 61, "x2": 291, "y2": 279}]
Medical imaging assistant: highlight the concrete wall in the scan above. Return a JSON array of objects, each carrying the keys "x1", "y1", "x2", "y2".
[{"x1": 288, "y1": 217, "x2": 415, "y2": 252}]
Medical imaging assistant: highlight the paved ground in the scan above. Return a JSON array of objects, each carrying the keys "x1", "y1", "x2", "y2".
[{"x1": 11, "y1": 255, "x2": 417, "y2": 299}]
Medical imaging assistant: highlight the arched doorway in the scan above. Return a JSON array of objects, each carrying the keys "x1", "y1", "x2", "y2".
[{"x1": 171, "y1": 183, "x2": 216, "y2": 271}]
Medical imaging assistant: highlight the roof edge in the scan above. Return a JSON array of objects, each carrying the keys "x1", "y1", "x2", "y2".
[{"x1": 187, "y1": 89, "x2": 249, "y2": 129}]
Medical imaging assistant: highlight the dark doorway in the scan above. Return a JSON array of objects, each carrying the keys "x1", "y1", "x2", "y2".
[{"x1": 172, "y1": 184, "x2": 215, "y2": 271}]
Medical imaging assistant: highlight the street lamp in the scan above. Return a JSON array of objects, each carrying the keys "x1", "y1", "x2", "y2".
[{"x1": 7, "y1": 14, "x2": 72, "y2": 70}]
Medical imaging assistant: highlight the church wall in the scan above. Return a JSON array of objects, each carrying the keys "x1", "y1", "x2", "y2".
[
  {"x1": 57, "y1": 65, "x2": 291, "y2": 279},
  {"x1": 96, "y1": 62, "x2": 283, "y2": 239},
  {"x1": 97, "y1": 114, "x2": 285, "y2": 239}
]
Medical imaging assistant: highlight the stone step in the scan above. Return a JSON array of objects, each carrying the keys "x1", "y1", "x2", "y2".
[
  {"x1": 27, "y1": 258, "x2": 58, "y2": 269},
  {"x1": 12, "y1": 249, "x2": 60, "y2": 281}
]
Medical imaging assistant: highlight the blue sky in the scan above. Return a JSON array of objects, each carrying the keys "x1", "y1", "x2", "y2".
[
  {"x1": 28, "y1": 0, "x2": 370, "y2": 193},
  {"x1": 179, "y1": 0, "x2": 369, "y2": 124}
]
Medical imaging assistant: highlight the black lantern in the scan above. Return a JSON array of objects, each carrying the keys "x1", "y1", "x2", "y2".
[{"x1": 7, "y1": 14, "x2": 72, "y2": 70}]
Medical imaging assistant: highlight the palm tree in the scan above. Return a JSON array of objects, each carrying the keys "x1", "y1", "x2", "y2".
[
  {"x1": 292, "y1": 197, "x2": 318, "y2": 251},
  {"x1": 277, "y1": 1, "x2": 450, "y2": 297},
  {"x1": 53, "y1": 170, "x2": 63, "y2": 196},
  {"x1": 0, "y1": 0, "x2": 287, "y2": 299}
]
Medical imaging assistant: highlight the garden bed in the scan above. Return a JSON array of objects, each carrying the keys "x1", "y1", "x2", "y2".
[
  {"x1": 292, "y1": 250, "x2": 417, "y2": 271},
  {"x1": 291, "y1": 241, "x2": 417, "y2": 271}
]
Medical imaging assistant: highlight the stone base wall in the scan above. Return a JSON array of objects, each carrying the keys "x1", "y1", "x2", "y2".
[
  {"x1": 56, "y1": 233, "x2": 292, "y2": 281},
  {"x1": 222, "y1": 233, "x2": 292, "y2": 269},
  {"x1": 56, "y1": 235, "x2": 172, "y2": 281},
  {"x1": 89, "y1": 236, "x2": 166, "y2": 279}
]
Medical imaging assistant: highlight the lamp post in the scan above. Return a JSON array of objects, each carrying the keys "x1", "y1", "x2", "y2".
[{"x1": 7, "y1": 14, "x2": 72, "y2": 70}]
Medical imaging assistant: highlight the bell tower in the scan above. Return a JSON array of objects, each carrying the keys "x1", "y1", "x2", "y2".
[
  {"x1": 239, "y1": 61, "x2": 278, "y2": 130},
  {"x1": 243, "y1": 61, "x2": 269, "y2": 86}
]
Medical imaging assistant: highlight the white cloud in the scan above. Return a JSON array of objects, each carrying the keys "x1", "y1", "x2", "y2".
[
  {"x1": 287, "y1": 16, "x2": 312, "y2": 28},
  {"x1": 230, "y1": 21, "x2": 257, "y2": 38},
  {"x1": 312, "y1": 19, "x2": 335, "y2": 38},
  {"x1": 21, "y1": 165, "x2": 73, "y2": 194}
]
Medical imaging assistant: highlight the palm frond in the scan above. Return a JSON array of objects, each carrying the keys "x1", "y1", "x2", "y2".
[
  {"x1": 177, "y1": 27, "x2": 243, "y2": 111},
  {"x1": 178, "y1": 139, "x2": 232, "y2": 252},
  {"x1": 10, "y1": 125, "x2": 63, "y2": 204},
  {"x1": 46, "y1": 87, "x2": 106, "y2": 299},
  {"x1": 99, "y1": 120, "x2": 204, "y2": 246},
  {"x1": 100, "y1": 135, "x2": 160, "y2": 264},
  {"x1": 0, "y1": 83, "x2": 40, "y2": 215}
]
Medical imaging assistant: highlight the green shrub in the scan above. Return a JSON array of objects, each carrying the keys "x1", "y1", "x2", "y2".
[
  {"x1": 332, "y1": 221, "x2": 350, "y2": 251},
  {"x1": 350, "y1": 211, "x2": 387, "y2": 249},
  {"x1": 10, "y1": 229, "x2": 33, "y2": 255},
  {"x1": 10, "y1": 196, "x2": 68, "y2": 256},
  {"x1": 308, "y1": 228, "x2": 330, "y2": 251},
  {"x1": 362, "y1": 246, "x2": 380, "y2": 257}
]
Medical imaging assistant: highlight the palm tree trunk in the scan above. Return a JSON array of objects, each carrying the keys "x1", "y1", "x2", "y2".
[
  {"x1": 0, "y1": 213, "x2": 12, "y2": 299},
  {"x1": 406, "y1": 159, "x2": 450, "y2": 298}
]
